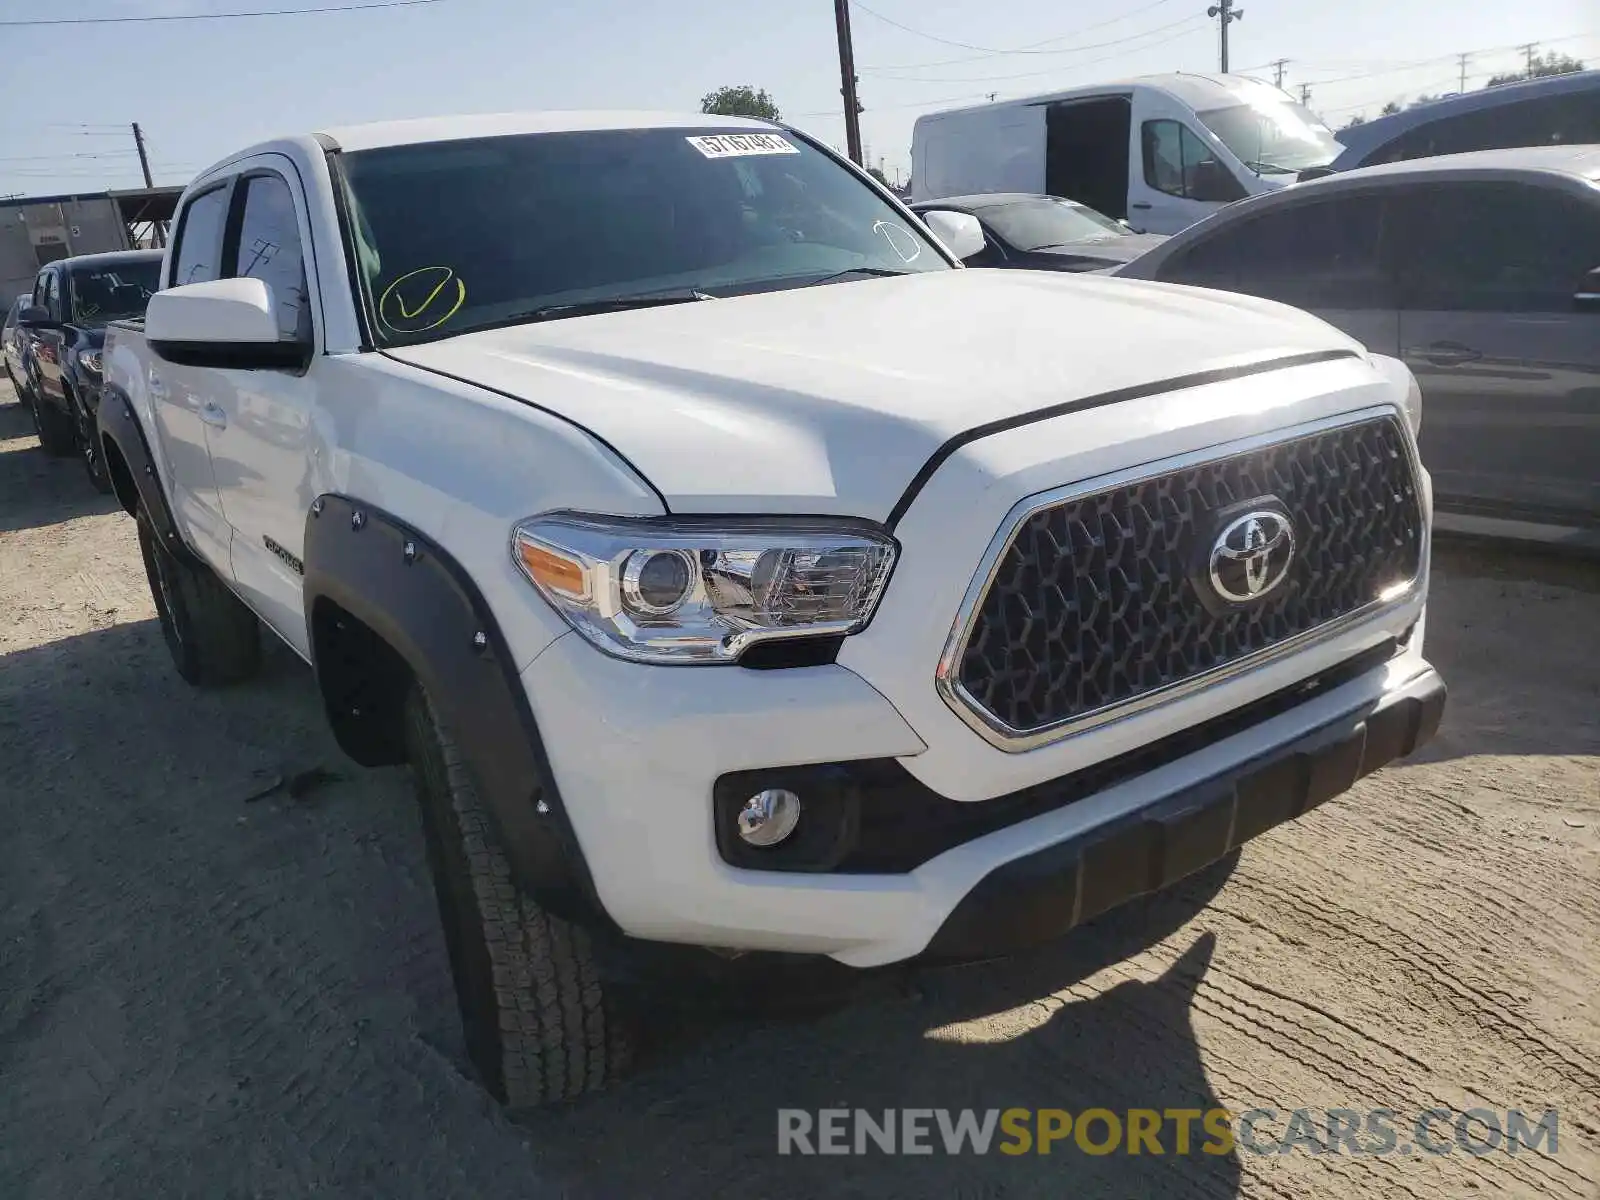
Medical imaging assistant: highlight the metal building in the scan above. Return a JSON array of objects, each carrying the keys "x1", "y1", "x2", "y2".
[{"x1": 1, "y1": 186, "x2": 182, "y2": 300}]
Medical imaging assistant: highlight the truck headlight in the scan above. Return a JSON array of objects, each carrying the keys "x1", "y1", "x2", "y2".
[
  {"x1": 512, "y1": 513, "x2": 897, "y2": 664},
  {"x1": 80, "y1": 350, "x2": 103, "y2": 376}
]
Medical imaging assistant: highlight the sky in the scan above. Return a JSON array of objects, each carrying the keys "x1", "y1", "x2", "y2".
[{"x1": 2, "y1": 0, "x2": 1596, "y2": 197}]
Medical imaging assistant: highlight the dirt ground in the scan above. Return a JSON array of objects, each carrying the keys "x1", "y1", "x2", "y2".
[{"x1": 1, "y1": 376, "x2": 1596, "y2": 1200}]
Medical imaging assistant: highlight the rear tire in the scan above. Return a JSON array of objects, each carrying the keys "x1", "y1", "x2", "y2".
[
  {"x1": 136, "y1": 504, "x2": 261, "y2": 686},
  {"x1": 403, "y1": 684, "x2": 633, "y2": 1107}
]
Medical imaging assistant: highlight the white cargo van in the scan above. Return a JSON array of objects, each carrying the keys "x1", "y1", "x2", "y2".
[{"x1": 911, "y1": 73, "x2": 1342, "y2": 234}]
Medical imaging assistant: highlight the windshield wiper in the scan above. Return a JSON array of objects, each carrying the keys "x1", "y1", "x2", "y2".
[
  {"x1": 502, "y1": 288, "x2": 719, "y2": 326},
  {"x1": 807, "y1": 266, "x2": 914, "y2": 287}
]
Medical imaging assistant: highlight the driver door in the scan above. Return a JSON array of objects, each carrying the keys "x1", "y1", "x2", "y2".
[{"x1": 1127, "y1": 118, "x2": 1247, "y2": 234}]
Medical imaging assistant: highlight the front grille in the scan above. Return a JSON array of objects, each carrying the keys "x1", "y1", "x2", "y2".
[{"x1": 953, "y1": 414, "x2": 1423, "y2": 739}]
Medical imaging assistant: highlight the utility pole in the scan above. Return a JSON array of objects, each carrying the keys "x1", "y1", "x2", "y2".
[
  {"x1": 1271, "y1": 58, "x2": 1288, "y2": 88},
  {"x1": 131, "y1": 122, "x2": 154, "y2": 188},
  {"x1": 1457, "y1": 52, "x2": 1470, "y2": 92},
  {"x1": 1299, "y1": 83, "x2": 1312, "y2": 106},
  {"x1": 1519, "y1": 42, "x2": 1537, "y2": 77},
  {"x1": 1205, "y1": 0, "x2": 1243, "y2": 74},
  {"x1": 832, "y1": 0, "x2": 864, "y2": 166}
]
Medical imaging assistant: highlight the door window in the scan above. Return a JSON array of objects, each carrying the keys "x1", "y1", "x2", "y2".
[
  {"x1": 171, "y1": 185, "x2": 231, "y2": 287},
  {"x1": 230, "y1": 174, "x2": 312, "y2": 343},
  {"x1": 1388, "y1": 181, "x2": 1600, "y2": 312},
  {"x1": 1140, "y1": 120, "x2": 1246, "y2": 203},
  {"x1": 39, "y1": 273, "x2": 61, "y2": 320},
  {"x1": 1158, "y1": 192, "x2": 1391, "y2": 309}
]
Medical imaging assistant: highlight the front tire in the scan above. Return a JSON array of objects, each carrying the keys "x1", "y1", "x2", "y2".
[
  {"x1": 403, "y1": 684, "x2": 632, "y2": 1107},
  {"x1": 68, "y1": 387, "x2": 113, "y2": 494},
  {"x1": 136, "y1": 504, "x2": 261, "y2": 686},
  {"x1": 30, "y1": 382, "x2": 77, "y2": 457}
]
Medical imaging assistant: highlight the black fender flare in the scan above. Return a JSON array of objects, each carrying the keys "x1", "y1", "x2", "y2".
[
  {"x1": 301, "y1": 494, "x2": 612, "y2": 930},
  {"x1": 96, "y1": 385, "x2": 198, "y2": 565}
]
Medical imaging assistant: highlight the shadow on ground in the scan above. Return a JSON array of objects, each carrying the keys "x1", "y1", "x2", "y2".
[{"x1": 0, "y1": 395, "x2": 122, "y2": 534}]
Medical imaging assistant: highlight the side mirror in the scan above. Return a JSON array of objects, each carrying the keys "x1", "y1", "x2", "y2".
[
  {"x1": 17, "y1": 304, "x2": 56, "y2": 328},
  {"x1": 1577, "y1": 267, "x2": 1600, "y2": 312},
  {"x1": 145, "y1": 277, "x2": 308, "y2": 370},
  {"x1": 1190, "y1": 159, "x2": 1248, "y2": 204},
  {"x1": 921, "y1": 210, "x2": 986, "y2": 263}
]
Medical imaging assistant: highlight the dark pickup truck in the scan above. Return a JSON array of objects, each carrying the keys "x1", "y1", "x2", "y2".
[{"x1": 14, "y1": 249, "x2": 162, "y2": 491}]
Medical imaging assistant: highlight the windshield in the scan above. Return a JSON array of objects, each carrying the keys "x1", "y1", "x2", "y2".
[
  {"x1": 974, "y1": 197, "x2": 1125, "y2": 250},
  {"x1": 68, "y1": 261, "x2": 160, "y2": 324},
  {"x1": 1196, "y1": 99, "x2": 1342, "y2": 174},
  {"x1": 338, "y1": 128, "x2": 948, "y2": 345}
]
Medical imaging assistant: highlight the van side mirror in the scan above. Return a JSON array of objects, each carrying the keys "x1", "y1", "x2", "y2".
[
  {"x1": 145, "y1": 277, "x2": 309, "y2": 370},
  {"x1": 17, "y1": 304, "x2": 56, "y2": 329},
  {"x1": 1190, "y1": 159, "x2": 1247, "y2": 204},
  {"x1": 920, "y1": 209, "x2": 987, "y2": 262},
  {"x1": 1577, "y1": 267, "x2": 1600, "y2": 312}
]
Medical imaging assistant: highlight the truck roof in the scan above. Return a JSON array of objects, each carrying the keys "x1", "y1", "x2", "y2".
[
  {"x1": 912, "y1": 72, "x2": 1292, "y2": 125},
  {"x1": 319, "y1": 110, "x2": 781, "y2": 153}
]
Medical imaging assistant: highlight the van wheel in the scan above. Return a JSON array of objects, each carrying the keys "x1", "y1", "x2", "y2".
[
  {"x1": 136, "y1": 504, "x2": 262, "y2": 686},
  {"x1": 404, "y1": 684, "x2": 632, "y2": 1107}
]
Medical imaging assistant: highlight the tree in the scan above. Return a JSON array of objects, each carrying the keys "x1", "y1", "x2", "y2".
[
  {"x1": 1379, "y1": 100, "x2": 1402, "y2": 116},
  {"x1": 1486, "y1": 51, "x2": 1585, "y2": 88},
  {"x1": 866, "y1": 166, "x2": 890, "y2": 187},
  {"x1": 1341, "y1": 113, "x2": 1367, "y2": 130},
  {"x1": 700, "y1": 85, "x2": 781, "y2": 121}
]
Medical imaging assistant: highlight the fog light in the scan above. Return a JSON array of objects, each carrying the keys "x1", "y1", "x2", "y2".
[{"x1": 737, "y1": 788, "x2": 801, "y2": 847}]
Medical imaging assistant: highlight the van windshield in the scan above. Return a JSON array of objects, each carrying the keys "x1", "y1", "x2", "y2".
[
  {"x1": 338, "y1": 127, "x2": 949, "y2": 345},
  {"x1": 1196, "y1": 99, "x2": 1342, "y2": 174}
]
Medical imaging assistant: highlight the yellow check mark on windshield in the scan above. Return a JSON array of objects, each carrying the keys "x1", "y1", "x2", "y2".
[{"x1": 395, "y1": 271, "x2": 453, "y2": 319}]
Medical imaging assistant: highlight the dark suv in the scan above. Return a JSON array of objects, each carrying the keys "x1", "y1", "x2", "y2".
[{"x1": 14, "y1": 249, "x2": 162, "y2": 491}]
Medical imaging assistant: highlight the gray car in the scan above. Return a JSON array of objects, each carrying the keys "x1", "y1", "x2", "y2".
[{"x1": 1115, "y1": 144, "x2": 1600, "y2": 551}]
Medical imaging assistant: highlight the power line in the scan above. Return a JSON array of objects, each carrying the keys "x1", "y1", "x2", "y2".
[
  {"x1": 858, "y1": 20, "x2": 1208, "y2": 85},
  {"x1": 858, "y1": 0, "x2": 1184, "y2": 70},
  {"x1": 865, "y1": 13, "x2": 1207, "y2": 76},
  {"x1": 0, "y1": 0, "x2": 445, "y2": 28}
]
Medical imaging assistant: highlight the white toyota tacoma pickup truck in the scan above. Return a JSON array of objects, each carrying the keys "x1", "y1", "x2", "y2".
[{"x1": 101, "y1": 111, "x2": 1445, "y2": 1108}]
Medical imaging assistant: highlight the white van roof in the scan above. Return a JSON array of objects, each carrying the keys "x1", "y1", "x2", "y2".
[{"x1": 914, "y1": 73, "x2": 1291, "y2": 124}]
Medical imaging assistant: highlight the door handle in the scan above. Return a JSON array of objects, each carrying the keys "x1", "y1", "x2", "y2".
[
  {"x1": 1129, "y1": 201, "x2": 1153, "y2": 210},
  {"x1": 199, "y1": 401, "x2": 228, "y2": 429}
]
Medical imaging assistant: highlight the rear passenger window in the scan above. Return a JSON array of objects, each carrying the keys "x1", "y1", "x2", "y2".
[
  {"x1": 1389, "y1": 181, "x2": 1600, "y2": 312},
  {"x1": 231, "y1": 174, "x2": 312, "y2": 342},
  {"x1": 171, "y1": 185, "x2": 231, "y2": 287}
]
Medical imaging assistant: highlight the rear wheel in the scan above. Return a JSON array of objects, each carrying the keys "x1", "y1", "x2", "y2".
[
  {"x1": 136, "y1": 504, "x2": 261, "y2": 686},
  {"x1": 404, "y1": 684, "x2": 633, "y2": 1107}
]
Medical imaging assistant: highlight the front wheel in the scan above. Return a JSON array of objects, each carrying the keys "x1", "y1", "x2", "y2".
[
  {"x1": 68, "y1": 388, "x2": 113, "y2": 494},
  {"x1": 29, "y1": 382, "x2": 78, "y2": 457},
  {"x1": 404, "y1": 684, "x2": 633, "y2": 1107},
  {"x1": 136, "y1": 504, "x2": 262, "y2": 686}
]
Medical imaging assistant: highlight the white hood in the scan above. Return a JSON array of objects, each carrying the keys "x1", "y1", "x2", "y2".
[{"x1": 386, "y1": 270, "x2": 1361, "y2": 521}]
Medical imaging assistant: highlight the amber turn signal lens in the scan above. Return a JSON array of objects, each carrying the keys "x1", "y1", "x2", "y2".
[{"x1": 515, "y1": 536, "x2": 588, "y2": 599}]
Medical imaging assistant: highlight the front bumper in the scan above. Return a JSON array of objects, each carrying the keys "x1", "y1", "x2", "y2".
[
  {"x1": 924, "y1": 665, "x2": 1445, "y2": 961},
  {"x1": 522, "y1": 627, "x2": 1442, "y2": 968}
]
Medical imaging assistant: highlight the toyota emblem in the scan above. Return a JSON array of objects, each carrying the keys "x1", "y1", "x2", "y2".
[{"x1": 1208, "y1": 509, "x2": 1296, "y2": 605}]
